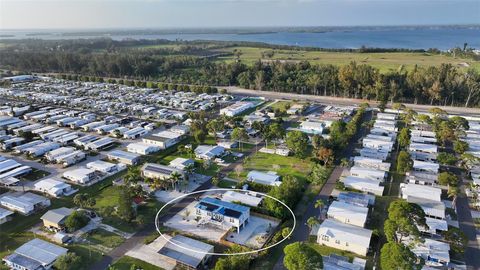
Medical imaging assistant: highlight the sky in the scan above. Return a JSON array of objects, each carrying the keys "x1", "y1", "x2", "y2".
[{"x1": 0, "y1": 0, "x2": 479, "y2": 30}]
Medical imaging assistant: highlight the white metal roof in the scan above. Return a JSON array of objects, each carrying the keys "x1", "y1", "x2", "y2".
[{"x1": 317, "y1": 219, "x2": 372, "y2": 248}]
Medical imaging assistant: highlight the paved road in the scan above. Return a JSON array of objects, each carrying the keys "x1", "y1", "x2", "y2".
[
  {"x1": 457, "y1": 179, "x2": 480, "y2": 270},
  {"x1": 272, "y1": 166, "x2": 344, "y2": 270},
  {"x1": 223, "y1": 86, "x2": 480, "y2": 116}
]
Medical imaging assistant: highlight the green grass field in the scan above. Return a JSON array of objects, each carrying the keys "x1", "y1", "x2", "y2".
[
  {"x1": 112, "y1": 256, "x2": 164, "y2": 270},
  {"x1": 214, "y1": 46, "x2": 480, "y2": 73},
  {"x1": 228, "y1": 152, "x2": 313, "y2": 182},
  {"x1": 86, "y1": 228, "x2": 125, "y2": 248}
]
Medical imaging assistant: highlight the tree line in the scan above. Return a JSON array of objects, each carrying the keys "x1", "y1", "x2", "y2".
[{"x1": 1, "y1": 39, "x2": 480, "y2": 107}]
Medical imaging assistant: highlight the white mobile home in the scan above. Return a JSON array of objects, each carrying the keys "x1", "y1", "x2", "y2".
[
  {"x1": 343, "y1": 176, "x2": 384, "y2": 196},
  {"x1": 127, "y1": 142, "x2": 160, "y2": 155},
  {"x1": 359, "y1": 147, "x2": 389, "y2": 161},
  {"x1": 362, "y1": 138, "x2": 394, "y2": 152},
  {"x1": 317, "y1": 219, "x2": 372, "y2": 256},
  {"x1": 353, "y1": 156, "x2": 391, "y2": 171},
  {"x1": 350, "y1": 166, "x2": 386, "y2": 182},
  {"x1": 327, "y1": 201, "x2": 369, "y2": 228}
]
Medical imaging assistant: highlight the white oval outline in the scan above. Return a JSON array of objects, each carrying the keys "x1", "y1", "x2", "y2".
[{"x1": 154, "y1": 188, "x2": 296, "y2": 256}]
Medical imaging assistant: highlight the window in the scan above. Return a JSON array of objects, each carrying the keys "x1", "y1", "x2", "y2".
[
  {"x1": 345, "y1": 242, "x2": 349, "y2": 246},
  {"x1": 230, "y1": 218, "x2": 234, "y2": 222},
  {"x1": 335, "y1": 239, "x2": 341, "y2": 244},
  {"x1": 321, "y1": 235, "x2": 329, "y2": 242},
  {"x1": 196, "y1": 209, "x2": 201, "y2": 215}
]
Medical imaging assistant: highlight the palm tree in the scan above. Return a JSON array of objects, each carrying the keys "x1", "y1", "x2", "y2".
[
  {"x1": 448, "y1": 185, "x2": 460, "y2": 209},
  {"x1": 307, "y1": 217, "x2": 320, "y2": 231},
  {"x1": 169, "y1": 171, "x2": 182, "y2": 191},
  {"x1": 314, "y1": 199, "x2": 324, "y2": 209}
]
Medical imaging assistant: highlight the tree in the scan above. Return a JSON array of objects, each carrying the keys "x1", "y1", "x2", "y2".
[
  {"x1": 384, "y1": 200, "x2": 426, "y2": 243},
  {"x1": 397, "y1": 151, "x2": 413, "y2": 174},
  {"x1": 264, "y1": 176, "x2": 304, "y2": 218},
  {"x1": 206, "y1": 119, "x2": 224, "y2": 137},
  {"x1": 214, "y1": 245, "x2": 252, "y2": 270},
  {"x1": 314, "y1": 147, "x2": 334, "y2": 166},
  {"x1": 438, "y1": 172, "x2": 458, "y2": 186},
  {"x1": 285, "y1": 131, "x2": 309, "y2": 158},
  {"x1": 64, "y1": 211, "x2": 89, "y2": 232},
  {"x1": 73, "y1": 193, "x2": 95, "y2": 208},
  {"x1": 309, "y1": 164, "x2": 330, "y2": 185},
  {"x1": 117, "y1": 187, "x2": 135, "y2": 221},
  {"x1": 124, "y1": 166, "x2": 142, "y2": 184},
  {"x1": 443, "y1": 227, "x2": 468, "y2": 254},
  {"x1": 54, "y1": 252, "x2": 83, "y2": 270},
  {"x1": 397, "y1": 128, "x2": 410, "y2": 149},
  {"x1": 231, "y1": 127, "x2": 249, "y2": 150},
  {"x1": 311, "y1": 134, "x2": 325, "y2": 150},
  {"x1": 436, "y1": 152, "x2": 458, "y2": 166},
  {"x1": 267, "y1": 122, "x2": 285, "y2": 146},
  {"x1": 283, "y1": 242, "x2": 323, "y2": 270},
  {"x1": 314, "y1": 199, "x2": 324, "y2": 209},
  {"x1": 380, "y1": 242, "x2": 421, "y2": 270},
  {"x1": 453, "y1": 140, "x2": 469, "y2": 154},
  {"x1": 306, "y1": 217, "x2": 319, "y2": 230},
  {"x1": 234, "y1": 164, "x2": 244, "y2": 178},
  {"x1": 281, "y1": 227, "x2": 292, "y2": 239},
  {"x1": 169, "y1": 171, "x2": 183, "y2": 190},
  {"x1": 447, "y1": 185, "x2": 460, "y2": 209}
]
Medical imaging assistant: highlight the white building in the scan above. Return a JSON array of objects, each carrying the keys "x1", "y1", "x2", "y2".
[
  {"x1": 350, "y1": 166, "x2": 386, "y2": 182},
  {"x1": 317, "y1": 219, "x2": 372, "y2": 256},
  {"x1": 169, "y1": 157, "x2": 195, "y2": 170},
  {"x1": 142, "y1": 130, "x2": 182, "y2": 149},
  {"x1": 86, "y1": 160, "x2": 124, "y2": 174},
  {"x1": 327, "y1": 201, "x2": 369, "y2": 228},
  {"x1": 220, "y1": 102, "x2": 255, "y2": 117},
  {"x1": 0, "y1": 193, "x2": 51, "y2": 215},
  {"x1": 343, "y1": 176, "x2": 384, "y2": 196},
  {"x1": 0, "y1": 207, "x2": 13, "y2": 224},
  {"x1": 195, "y1": 197, "x2": 250, "y2": 233},
  {"x1": 410, "y1": 238, "x2": 450, "y2": 267},
  {"x1": 34, "y1": 178, "x2": 75, "y2": 197},
  {"x1": 412, "y1": 160, "x2": 439, "y2": 174},
  {"x1": 63, "y1": 168, "x2": 96, "y2": 184},
  {"x1": 362, "y1": 138, "x2": 394, "y2": 152},
  {"x1": 194, "y1": 145, "x2": 225, "y2": 160},
  {"x1": 353, "y1": 156, "x2": 391, "y2": 171},
  {"x1": 299, "y1": 121, "x2": 325, "y2": 135},
  {"x1": 222, "y1": 190, "x2": 263, "y2": 207},
  {"x1": 247, "y1": 170, "x2": 282, "y2": 186},
  {"x1": 3, "y1": 238, "x2": 68, "y2": 270},
  {"x1": 127, "y1": 142, "x2": 160, "y2": 155},
  {"x1": 106, "y1": 150, "x2": 141, "y2": 165}
]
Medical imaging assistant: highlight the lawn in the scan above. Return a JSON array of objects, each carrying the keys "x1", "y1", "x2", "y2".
[
  {"x1": 217, "y1": 179, "x2": 237, "y2": 188},
  {"x1": 92, "y1": 185, "x2": 164, "y2": 233},
  {"x1": 214, "y1": 46, "x2": 480, "y2": 73},
  {"x1": 86, "y1": 228, "x2": 125, "y2": 248},
  {"x1": 306, "y1": 242, "x2": 372, "y2": 266},
  {"x1": 228, "y1": 152, "x2": 313, "y2": 182},
  {"x1": 18, "y1": 168, "x2": 50, "y2": 181},
  {"x1": 111, "y1": 256, "x2": 164, "y2": 270}
]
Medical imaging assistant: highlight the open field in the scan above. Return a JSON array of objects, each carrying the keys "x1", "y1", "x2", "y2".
[
  {"x1": 227, "y1": 152, "x2": 313, "y2": 182},
  {"x1": 214, "y1": 46, "x2": 480, "y2": 72},
  {"x1": 111, "y1": 256, "x2": 164, "y2": 270},
  {"x1": 86, "y1": 228, "x2": 125, "y2": 248}
]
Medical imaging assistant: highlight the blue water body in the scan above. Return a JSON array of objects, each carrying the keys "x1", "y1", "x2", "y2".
[{"x1": 1, "y1": 27, "x2": 480, "y2": 50}]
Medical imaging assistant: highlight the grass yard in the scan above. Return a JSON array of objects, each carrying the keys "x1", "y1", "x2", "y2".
[
  {"x1": 18, "y1": 168, "x2": 50, "y2": 181},
  {"x1": 92, "y1": 185, "x2": 164, "y2": 233},
  {"x1": 111, "y1": 256, "x2": 164, "y2": 270},
  {"x1": 86, "y1": 228, "x2": 125, "y2": 248},
  {"x1": 214, "y1": 46, "x2": 480, "y2": 73},
  {"x1": 306, "y1": 242, "x2": 373, "y2": 267},
  {"x1": 217, "y1": 179, "x2": 237, "y2": 188},
  {"x1": 228, "y1": 152, "x2": 313, "y2": 182}
]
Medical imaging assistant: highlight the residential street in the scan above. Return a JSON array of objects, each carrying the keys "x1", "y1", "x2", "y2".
[
  {"x1": 224, "y1": 86, "x2": 480, "y2": 116},
  {"x1": 272, "y1": 166, "x2": 344, "y2": 270},
  {"x1": 457, "y1": 180, "x2": 480, "y2": 270}
]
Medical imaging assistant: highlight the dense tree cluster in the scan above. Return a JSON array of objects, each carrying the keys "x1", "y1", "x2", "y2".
[{"x1": 2, "y1": 39, "x2": 480, "y2": 107}]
